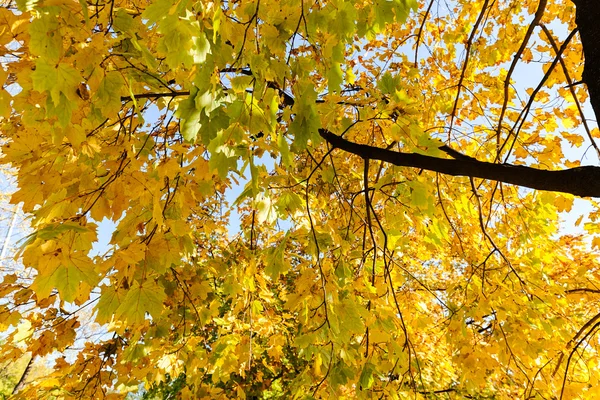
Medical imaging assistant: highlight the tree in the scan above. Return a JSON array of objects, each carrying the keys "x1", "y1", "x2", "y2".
[{"x1": 2, "y1": 0, "x2": 600, "y2": 398}]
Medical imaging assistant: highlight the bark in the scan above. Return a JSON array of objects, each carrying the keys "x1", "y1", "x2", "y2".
[{"x1": 573, "y1": 0, "x2": 600, "y2": 118}]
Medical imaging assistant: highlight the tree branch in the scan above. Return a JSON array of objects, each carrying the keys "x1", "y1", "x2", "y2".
[
  {"x1": 572, "y1": 0, "x2": 600, "y2": 119},
  {"x1": 120, "y1": 91, "x2": 190, "y2": 101},
  {"x1": 566, "y1": 288, "x2": 600, "y2": 294},
  {"x1": 319, "y1": 129, "x2": 600, "y2": 198}
]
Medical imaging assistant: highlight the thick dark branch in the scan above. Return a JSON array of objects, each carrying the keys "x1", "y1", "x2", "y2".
[
  {"x1": 120, "y1": 91, "x2": 190, "y2": 101},
  {"x1": 417, "y1": 388, "x2": 456, "y2": 395},
  {"x1": 566, "y1": 288, "x2": 600, "y2": 294},
  {"x1": 573, "y1": 0, "x2": 600, "y2": 119},
  {"x1": 319, "y1": 129, "x2": 600, "y2": 198}
]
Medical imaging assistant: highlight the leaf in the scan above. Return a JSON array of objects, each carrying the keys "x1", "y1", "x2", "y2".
[
  {"x1": 113, "y1": 8, "x2": 134, "y2": 33},
  {"x1": 265, "y1": 237, "x2": 288, "y2": 279},
  {"x1": 207, "y1": 127, "x2": 238, "y2": 177},
  {"x1": 377, "y1": 72, "x2": 401, "y2": 95},
  {"x1": 0, "y1": 89, "x2": 11, "y2": 118},
  {"x1": 277, "y1": 131, "x2": 292, "y2": 167},
  {"x1": 46, "y1": 92, "x2": 74, "y2": 127},
  {"x1": 327, "y1": 62, "x2": 344, "y2": 93},
  {"x1": 29, "y1": 13, "x2": 62, "y2": 61},
  {"x1": 175, "y1": 86, "x2": 201, "y2": 142},
  {"x1": 115, "y1": 280, "x2": 166, "y2": 325},
  {"x1": 255, "y1": 192, "x2": 276, "y2": 224},
  {"x1": 142, "y1": 0, "x2": 177, "y2": 24},
  {"x1": 359, "y1": 362, "x2": 376, "y2": 390},
  {"x1": 289, "y1": 81, "x2": 319, "y2": 151},
  {"x1": 408, "y1": 181, "x2": 429, "y2": 208},
  {"x1": 93, "y1": 71, "x2": 124, "y2": 117},
  {"x1": 31, "y1": 60, "x2": 79, "y2": 106},
  {"x1": 95, "y1": 285, "x2": 123, "y2": 324},
  {"x1": 31, "y1": 251, "x2": 99, "y2": 303},
  {"x1": 191, "y1": 31, "x2": 211, "y2": 64},
  {"x1": 35, "y1": 222, "x2": 90, "y2": 240}
]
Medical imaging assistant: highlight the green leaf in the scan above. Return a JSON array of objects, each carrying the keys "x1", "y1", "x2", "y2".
[
  {"x1": 265, "y1": 237, "x2": 288, "y2": 279},
  {"x1": 195, "y1": 90, "x2": 219, "y2": 114},
  {"x1": 16, "y1": 0, "x2": 39, "y2": 11},
  {"x1": 290, "y1": 81, "x2": 320, "y2": 151},
  {"x1": 142, "y1": 0, "x2": 176, "y2": 24},
  {"x1": 333, "y1": 1, "x2": 357, "y2": 39},
  {"x1": 327, "y1": 62, "x2": 343, "y2": 93},
  {"x1": 35, "y1": 222, "x2": 89, "y2": 240},
  {"x1": 359, "y1": 362, "x2": 376, "y2": 390},
  {"x1": 95, "y1": 285, "x2": 122, "y2": 324},
  {"x1": 275, "y1": 191, "x2": 303, "y2": 215},
  {"x1": 177, "y1": 88, "x2": 224, "y2": 143},
  {"x1": 191, "y1": 32, "x2": 211, "y2": 64},
  {"x1": 78, "y1": 0, "x2": 89, "y2": 22},
  {"x1": 207, "y1": 128, "x2": 238, "y2": 177},
  {"x1": 277, "y1": 132, "x2": 292, "y2": 167},
  {"x1": 255, "y1": 192, "x2": 276, "y2": 224},
  {"x1": 408, "y1": 181, "x2": 428, "y2": 208},
  {"x1": 31, "y1": 60, "x2": 79, "y2": 106},
  {"x1": 31, "y1": 253, "x2": 99, "y2": 303},
  {"x1": 129, "y1": 36, "x2": 158, "y2": 69},
  {"x1": 113, "y1": 8, "x2": 134, "y2": 33},
  {"x1": 158, "y1": 15, "x2": 197, "y2": 68},
  {"x1": 393, "y1": 0, "x2": 418, "y2": 23},
  {"x1": 116, "y1": 280, "x2": 166, "y2": 325},
  {"x1": 175, "y1": 87, "x2": 201, "y2": 142},
  {"x1": 377, "y1": 72, "x2": 400, "y2": 95},
  {"x1": 330, "y1": 362, "x2": 352, "y2": 386},
  {"x1": 93, "y1": 71, "x2": 124, "y2": 117},
  {"x1": 29, "y1": 13, "x2": 62, "y2": 62},
  {"x1": 46, "y1": 93, "x2": 74, "y2": 128}
]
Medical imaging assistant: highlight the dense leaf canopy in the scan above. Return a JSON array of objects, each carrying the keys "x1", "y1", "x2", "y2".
[{"x1": 1, "y1": 0, "x2": 600, "y2": 398}]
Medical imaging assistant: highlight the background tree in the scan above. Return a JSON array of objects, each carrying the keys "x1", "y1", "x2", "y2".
[{"x1": 1, "y1": 0, "x2": 600, "y2": 398}]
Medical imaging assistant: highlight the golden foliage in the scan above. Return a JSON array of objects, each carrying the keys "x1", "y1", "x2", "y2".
[{"x1": 1, "y1": 0, "x2": 600, "y2": 398}]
